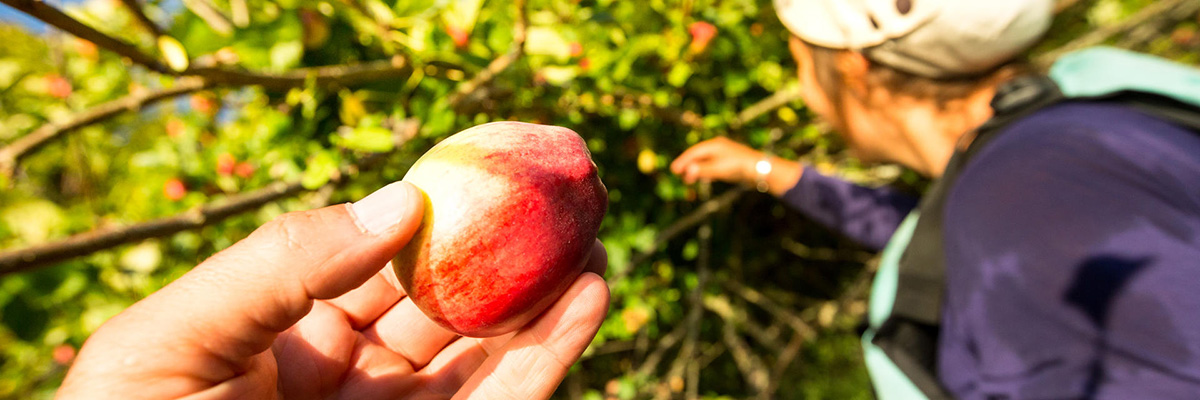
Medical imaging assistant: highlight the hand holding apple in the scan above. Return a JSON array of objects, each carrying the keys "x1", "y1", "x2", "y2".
[{"x1": 58, "y1": 171, "x2": 610, "y2": 399}]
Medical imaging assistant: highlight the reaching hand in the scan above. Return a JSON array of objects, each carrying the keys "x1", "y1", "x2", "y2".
[
  {"x1": 57, "y1": 181, "x2": 611, "y2": 400},
  {"x1": 670, "y1": 137, "x2": 765, "y2": 186},
  {"x1": 671, "y1": 137, "x2": 803, "y2": 196}
]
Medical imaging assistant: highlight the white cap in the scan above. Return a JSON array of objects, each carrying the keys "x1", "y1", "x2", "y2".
[{"x1": 773, "y1": 0, "x2": 1055, "y2": 78}]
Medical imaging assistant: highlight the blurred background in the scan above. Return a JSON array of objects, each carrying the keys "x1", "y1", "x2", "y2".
[{"x1": 0, "y1": 0, "x2": 1197, "y2": 398}]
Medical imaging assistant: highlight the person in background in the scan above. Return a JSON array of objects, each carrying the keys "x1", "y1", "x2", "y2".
[
  {"x1": 56, "y1": 181, "x2": 611, "y2": 399},
  {"x1": 672, "y1": 0, "x2": 1200, "y2": 398}
]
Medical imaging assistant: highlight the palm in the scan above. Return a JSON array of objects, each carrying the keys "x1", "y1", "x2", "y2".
[
  {"x1": 268, "y1": 254, "x2": 608, "y2": 399},
  {"x1": 262, "y1": 263, "x2": 548, "y2": 398}
]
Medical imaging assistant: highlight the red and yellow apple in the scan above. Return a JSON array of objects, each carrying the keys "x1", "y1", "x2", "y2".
[{"x1": 393, "y1": 121, "x2": 608, "y2": 337}]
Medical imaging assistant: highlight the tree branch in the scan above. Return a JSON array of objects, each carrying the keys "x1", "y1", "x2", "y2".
[
  {"x1": 118, "y1": 0, "x2": 165, "y2": 37},
  {"x1": 623, "y1": 187, "x2": 746, "y2": 272},
  {"x1": 181, "y1": 0, "x2": 234, "y2": 36},
  {"x1": 0, "y1": 78, "x2": 211, "y2": 178},
  {"x1": 447, "y1": 0, "x2": 528, "y2": 107},
  {"x1": 0, "y1": 120, "x2": 422, "y2": 275},
  {"x1": 0, "y1": 181, "x2": 304, "y2": 275},
  {"x1": 1037, "y1": 0, "x2": 1199, "y2": 65},
  {"x1": 189, "y1": 56, "x2": 413, "y2": 89},
  {"x1": 0, "y1": 0, "x2": 173, "y2": 74},
  {"x1": 721, "y1": 319, "x2": 771, "y2": 398},
  {"x1": 723, "y1": 279, "x2": 818, "y2": 340},
  {"x1": 731, "y1": 82, "x2": 802, "y2": 129},
  {"x1": 634, "y1": 322, "x2": 688, "y2": 377},
  {"x1": 1, "y1": 57, "x2": 412, "y2": 178}
]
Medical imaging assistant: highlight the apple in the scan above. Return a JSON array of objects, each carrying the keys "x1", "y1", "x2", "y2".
[
  {"x1": 164, "y1": 178, "x2": 187, "y2": 201},
  {"x1": 166, "y1": 118, "x2": 186, "y2": 138},
  {"x1": 393, "y1": 121, "x2": 608, "y2": 337},
  {"x1": 688, "y1": 21, "x2": 717, "y2": 54},
  {"x1": 445, "y1": 23, "x2": 470, "y2": 49},
  {"x1": 74, "y1": 38, "x2": 98, "y2": 61},
  {"x1": 216, "y1": 153, "x2": 236, "y2": 176},
  {"x1": 190, "y1": 93, "x2": 216, "y2": 116},
  {"x1": 52, "y1": 344, "x2": 76, "y2": 366},
  {"x1": 45, "y1": 74, "x2": 72, "y2": 99},
  {"x1": 234, "y1": 162, "x2": 256, "y2": 179},
  {"x1": 569, "y1": 42, "x2": 584, "y2": 58}
]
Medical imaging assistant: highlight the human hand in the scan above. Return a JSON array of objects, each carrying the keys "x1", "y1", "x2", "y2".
[
  {"x1": 57, "y1": 181, "x2": 611, "y2": 400},
  {"x1": 670, "y1": 137, "x2": 765, "y2": 185}
]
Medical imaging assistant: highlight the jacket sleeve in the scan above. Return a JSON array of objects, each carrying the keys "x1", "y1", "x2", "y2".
[{"x1": 780, "y1": 166, "x2": 919, "y2": 252}]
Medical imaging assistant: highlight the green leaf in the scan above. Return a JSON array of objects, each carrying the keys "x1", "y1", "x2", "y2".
[
  {"x1": 340, "y1": 125, "x2": 395, "y2": 153},
  {"x1": 269, "y1": 41, "x2": 304, "y2": 71},
  {"x1": 525, "y1": 27, "x2": 572, "y2": 60},
  {"x1": 158, "y1": 36, "x2": 190, "y2": 72},
  {"x1": 667, "y1": 63, "x2": 692, "y2": 87},
  {"x1": 301, "y1": 151, "x2": 339, "y2": 189}
]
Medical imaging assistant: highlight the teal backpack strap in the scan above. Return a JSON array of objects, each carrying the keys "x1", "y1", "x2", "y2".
[{"x1": 1050, "y1": 47, "x2": 1200, "y2": 131}]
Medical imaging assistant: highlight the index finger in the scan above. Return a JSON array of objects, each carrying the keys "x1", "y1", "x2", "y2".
[{"x1": 670, "y1": 140, "x2": 722, "y2": 174}]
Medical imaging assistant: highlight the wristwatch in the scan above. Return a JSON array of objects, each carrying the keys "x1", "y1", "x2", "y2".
[{"x1": 754, "y1": 157, "x2": 772, "y2": 193}]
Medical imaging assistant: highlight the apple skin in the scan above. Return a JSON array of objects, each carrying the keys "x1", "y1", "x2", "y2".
[{"x1": 393, "y1": 121, "x2": 608, "y2": 337}]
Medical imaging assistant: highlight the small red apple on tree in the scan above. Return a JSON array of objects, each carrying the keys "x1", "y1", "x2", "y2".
[
  {"x1": 569, "y1": 42, "x2": 584, "y2": 58},
  {"x1": 166, "y1": 118, "x2": 186, "y2": 138},
  {"x1": 234, "y1": 162, "x2": 256, "y2": 179},
  {"x1": 44, "y1": 74, "x2": 72, "y2": 99},
  {"x1": 190, "y1": 93, "x2": 217, "y2": 116},
  {"x1": 392, "y1": 122, "x2": 608, "y2": 337},
  {"x1": 216, "y1": 153, "x2": 236, "y2": 176},
  {"x1": 52, "y1": 345, "x2": 76, "y2": 366},
  {"x1": 164, "y1": 178, "x2": 187, "y2": 201},
  {"x1": 444, "y1": 23, "x2": 470, "y2": 49},
  {"x1": 688, "y1": 21, "x2": 717, "y2": 54},
  {"x1": 74, "y1": 38, "x2": 98, "y2": 61}
]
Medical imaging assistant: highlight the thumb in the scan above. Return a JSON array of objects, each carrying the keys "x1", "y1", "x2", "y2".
[{"x1": 124, "y1": 181, "x2": 423, "y2": 361}]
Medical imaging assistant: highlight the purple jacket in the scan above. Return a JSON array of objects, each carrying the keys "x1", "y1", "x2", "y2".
[{"x1": 782, "y1": 102, "x2": 1200, "y2": 398}]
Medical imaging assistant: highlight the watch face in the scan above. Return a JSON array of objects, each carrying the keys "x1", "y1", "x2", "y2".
[{"x1": 755, "y1": 159, "x2": 773, "y2": 175}]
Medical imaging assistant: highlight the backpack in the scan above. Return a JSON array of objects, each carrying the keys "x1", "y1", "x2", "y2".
[{"x1": 864, "y1": 47, "x2": 1200, "y2": 400}]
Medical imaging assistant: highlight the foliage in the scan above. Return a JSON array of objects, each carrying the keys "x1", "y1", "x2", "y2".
[{"x1": 0, "y1": 0, "x2": 1197, "y2": 398}]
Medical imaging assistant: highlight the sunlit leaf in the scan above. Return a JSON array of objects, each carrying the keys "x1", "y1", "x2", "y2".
[{"x1": 158, "y1": 36, "x2": 190, "y2": 72}]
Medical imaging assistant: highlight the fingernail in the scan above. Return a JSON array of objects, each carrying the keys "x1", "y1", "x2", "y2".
[{"x1": 351, "y1": 181, "x2": 414, "y2": 234}]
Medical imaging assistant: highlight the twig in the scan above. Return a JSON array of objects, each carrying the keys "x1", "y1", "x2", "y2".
[
  {"x1": 1036, "y1": 0, "x2": 1198, "y2": 65},
  {"x1": 721, "y1": 319, "x2": 770, "y2": 398},
  {"x1": 1116, "y1": 0, "x2": 1200, "y2": 49},
  {"x1": 724, "y1": 279, "x2": 819, "y2": 341},
  {"x1": 606, "y1": 89, "x2": 704, "y2": 130},
  {"x1": 703, "y1": 295, "x2": 784, "y2": 352},
  {"x1": 1, "y1": 0, "x2": 412, "y2": 87},
  {"x1": 676, "y1": 184, "x2": 715, "y2": 399},
  {"x1": 0, "y1": 0, "x2": 172, "y2": 74},
  {"x1": 766, "y1": 331, "x2": 806, "y2": 395},
  {"x1": 1054, "y1": 0, "x2": 1087, "y2": 13},
  {"x1": 447, "y1": 0, "x2": 527, "y2": 107},
  {"x1": 181, "y1": 0, "x2": 234, "y2": 36},
  {"x1": 731, "y1": 82, "x2": 802, "y2": 129},
  {"x1": 229, "y1": 0, "x2": 249, "y2": 28},
  {"x1": 625, "y1": 187, "x2": 746, "y2": 270},
  {"x1": 189, "y1": 56, "x2": 412, "y2": 89},
  {"x1": 634, "y1": 323, "x2": 688, "y2": 377},
  {"x1": 0, "y1": 117, "x2": 421, "y2": 274},
  {"x1": 118, "y1": 0, "x2": 165, "y2": 37},
  {"x1": 1, "y1": 58, "x2": 412, "y2": 177},
  {"x1": 0, "y1": 78, "x2": 211, "y2": 178},
  {"x1": 0, "y1": 181, "x2": 306, "y2": 275}
]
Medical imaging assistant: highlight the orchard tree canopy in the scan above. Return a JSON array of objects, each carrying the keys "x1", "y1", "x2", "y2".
[{"x1": 0, "y1": 0, "x2": 1198, "y2": 398}]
